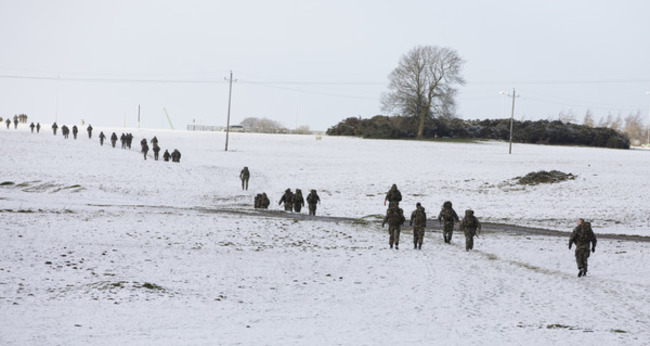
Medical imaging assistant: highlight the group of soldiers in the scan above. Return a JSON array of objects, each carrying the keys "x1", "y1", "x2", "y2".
[
  {"x1": 5, "y1": 116, "x2": 21, "y2": 129},
  {"x1": 242, "y1": 167, "x2": 322, "y2": 216},
  {"x1": 382, "y1": 183, "x2": 598, "y2": 277},
  {"x1": 278, "y1": 188, "x2": 321, "y2": 216},
  {"x1": 15, "y1": 120, "x2": 184, "y2": 163},
  {"x1": 381, "y1": 183, "x2": 481, "y2": 251}
]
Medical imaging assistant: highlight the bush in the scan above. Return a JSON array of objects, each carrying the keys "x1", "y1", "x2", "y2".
[{"x1": 327, "y1": 116, "x2": 630, "y2": 149}]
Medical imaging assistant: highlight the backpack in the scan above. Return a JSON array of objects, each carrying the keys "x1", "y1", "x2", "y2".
[
  {"x1": 414, "y1": 208, "x2": 427, "y2": 226},
  {"x1": 441, "y1": 208, "x2": 454, "y2": 222}
]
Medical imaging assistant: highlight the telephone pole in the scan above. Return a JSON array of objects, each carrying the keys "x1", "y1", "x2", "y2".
[
  {"x1": 500, "y1": 89, "x2": 520, "y2": 154},
  {"x1": 224, "y1": 70, "x2": 237, "y2": 151}
]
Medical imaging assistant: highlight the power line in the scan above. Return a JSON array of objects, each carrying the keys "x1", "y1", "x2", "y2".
[{"x1": 0, "y1": 74, "x2": 225, "y2": 84}]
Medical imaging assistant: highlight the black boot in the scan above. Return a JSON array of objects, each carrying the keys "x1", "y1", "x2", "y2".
[
  {"x1": 414, "y1": 244, "x2": 417, "y2": 249},
  {"x1": 395, "y1": 244, "x2": 399, "y2": 250},
  {"x1": 578, "y1": 268, "x2": 583, "y2": 277}
]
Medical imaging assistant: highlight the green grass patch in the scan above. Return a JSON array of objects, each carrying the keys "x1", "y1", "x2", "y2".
[
  {"x1": 546, "y1": 324, "x2": 574, "y2": 330},
  {"x1": 141, "y1": 282, "x2": 164, "y2": 291}
]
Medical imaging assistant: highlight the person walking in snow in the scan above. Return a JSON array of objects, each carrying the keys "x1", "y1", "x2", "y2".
[
  {"x1": 410, "y1": 202, "x2": 427, "y2": 250},
  {"x1": 152, "y1": 142, "x2": 160, "y2": 160},
  {"x1": 278, "y1": 188, "x2": 294, "y2": 212},
  {"x1": 140, "y1": 139, "x2": 149, "y2": 160},
  {"x1": 383, "y1": 206, "x2": 405, "y2": 249},
  {"x1": 163, "y1": 149, "x2": 171, "y2": 162},
  {"x1": 460, "y1": 209, "x2": 481, "y2": 251},
  {"x1": 293, "y1": 189, "x2": 305, "y2": 213},
  {"x1": 110, "y1": 132, "x2": 118, "y2": 148},
  {"x1": 384, "y1": 184, "x2": 402, "y2": 209},
  {"x1": 240, "y1": 166, "x2": 250, "y2": 190},
  {"x1": 569, "y1": 218, "x2": 597, "y2": 277},
  {"x1": 306, "y1": 189, "x2": 321, "y2": 216},
  {"x1": 438, "y1": 201, "x2": 459, "y2": 244},
  {"x1": 171, "y1": 149, "x2": 181, "y2": 162},
  {"x1": 99, "y1": 131, "x2": 106, "y2": 146}
]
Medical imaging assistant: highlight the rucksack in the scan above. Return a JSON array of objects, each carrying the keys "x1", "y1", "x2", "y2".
[{"x1": 414, "y1": 208, "x2": 426, "y2": 225}]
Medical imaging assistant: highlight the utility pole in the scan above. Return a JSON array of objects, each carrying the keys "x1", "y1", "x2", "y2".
[
  {"x1": 509, "y1": 88, "x2": 516, "y2": 154},
  {"x1": 500, "y1": 89, "x2": 520, "y2": 154},
  {"x1": 137, "y1": 104, "x2": 141, "y2": 129},
  {"x1": 224, "y1": 70, "x2": 237, "y2": 151},
  {"x1": 646, "y1": 91, "x2": 650, "y2": 145}
]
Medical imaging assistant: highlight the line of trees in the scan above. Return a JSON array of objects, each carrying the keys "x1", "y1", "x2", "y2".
[{"x1": 326, "y1": 115, "x2": 630, "y2": 149}]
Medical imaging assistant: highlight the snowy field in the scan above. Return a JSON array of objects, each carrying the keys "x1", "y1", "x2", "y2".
[{"x1": 1, "y1": 125, "x2": 650, "y2": 345}]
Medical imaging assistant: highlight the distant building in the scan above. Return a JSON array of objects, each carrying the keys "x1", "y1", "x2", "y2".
[{"x1": 222, "y1": 125, "x2": 245, "y2": 132}]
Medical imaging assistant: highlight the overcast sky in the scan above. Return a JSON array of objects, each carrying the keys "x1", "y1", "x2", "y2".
[{"x1": 1, "y1": 0, "x2": 649, "y2": 131}]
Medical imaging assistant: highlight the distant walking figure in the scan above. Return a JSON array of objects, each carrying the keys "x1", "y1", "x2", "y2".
[{"x1": 240, "y1": 167, "x2": 250, "y2": 190}]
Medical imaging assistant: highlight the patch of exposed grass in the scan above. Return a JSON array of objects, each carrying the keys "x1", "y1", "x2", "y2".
[
  {"x1": 141, "y1": 282, "x2": 164, "y2": 291},
  {"x1": 516, "y1": 170, "x2": 576, "y2": 186},
  {"x1": 546, "y1": 324, "x2": 575, "y2": 330},
  {"x1": 0, "y1": 181, "x2": 15, "y2": 186}
]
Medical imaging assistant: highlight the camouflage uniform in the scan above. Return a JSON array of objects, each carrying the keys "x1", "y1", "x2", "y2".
[
  {"x1": 384, "y1": 184, "x2": 402, "y2": 209},
  {"x1": 240, "y1": 167, "x2": 250, "y2": 190},
  {"x1": 279, "y1": 189, "x2": 294, "y2": 211},
  {"x1": 141, "y1": 140, "x2": 149, "y2": 160},
  {"x1": 52, "y1": 122, "x2": 58, "y2": 135},
  {"x1": 569, "y1": 219, "x2": 597, "y2": 277},
  {"x1": 72, "y1": 125, "x2": 78, "y2": 139},
  {"x1": 383, "y1": 207, "x2": 405, "y2": 249},
  {"x1": 306, "y1": 190, "x2": 320, "y2": 216},
  {"x1": 152, "y1": 143, "x2": 160, "y2": 160},
  {"x1": 171, "y1": 149, "x2": 181, "y2": 163},
  {"x1": 87, "y1": 125, "x2": 93, "y2": 139},
  {"x1": 260, "y1": 193, "x2": 270, "y2": 209},
  {"x1": 293, "y1": 189, "x2": 305, "y2": 213},
  {"x1": 460, "y1": 209, "x2": 481, "y2": 251},
  {"x1": 163, "y1": 149, "x2": 171, "y2": 162},
  {"x1": 30, "y1": 122, "x2": 35, "y2": 133},
  {"x1": 5, "y1": 119, "x2": 10, "y2": 129},
  {"x1": 254, "y1": 194, "x2": 262, "y2": 208},
  {"x1": 438, "y1": 201, "x2": 459, "y2": 244},
  {"x1": 110, "y1": 132, "x2": 118, "y2": 148},
  {"x1": 410, "y1": 203, "x2": 427, "y2": 250}
]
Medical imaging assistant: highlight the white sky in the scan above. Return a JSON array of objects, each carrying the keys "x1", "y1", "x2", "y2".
[{"x1": 1, "y1": 0, "x2": 649, "y2": 131}]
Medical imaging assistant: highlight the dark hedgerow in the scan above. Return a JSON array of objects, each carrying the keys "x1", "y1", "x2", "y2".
[{"x1": 326, "y1": 116, "x2": 630, "y2": 149}]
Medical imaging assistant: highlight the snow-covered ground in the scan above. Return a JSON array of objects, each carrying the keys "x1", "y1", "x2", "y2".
[{"x1": 1, "y1": 125, "x2": 649, "y2": 345}]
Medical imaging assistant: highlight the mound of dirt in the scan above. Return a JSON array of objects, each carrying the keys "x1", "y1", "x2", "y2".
[{"x1": 516, "y1": 170, "x2": 576, "y2": 185}]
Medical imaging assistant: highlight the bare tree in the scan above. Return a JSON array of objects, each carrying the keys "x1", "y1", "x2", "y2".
[
  {"x1": 558, "y1": 109, "x2": 576, "y2": 124},
  {"x1": 610, "y1": 113, "x2": 623, "y2": 131},
  {"x1": 582, "y1": 109, "x2": 594, "y2": 128},
  {"x1": 239, "y1": 117, "x2": 286, "y2": 133},
  {"x1": 381, "y1": 45, "x2": 465, "y2": 138},
  {"x1": 623, "y1": 110, "x2": 644, "y2": 143},
  {"x1": 599, "y1": 112, "x2": 614, "y2": 128}
]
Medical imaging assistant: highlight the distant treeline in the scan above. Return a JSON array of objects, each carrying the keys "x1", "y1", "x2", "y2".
[{"x1": 326, "y1": 116, "x2": 630, "y2": 149}]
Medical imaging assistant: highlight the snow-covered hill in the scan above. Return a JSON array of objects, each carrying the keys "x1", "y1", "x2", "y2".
[{"x1": 1, "y1": 126, "x2": 649, "y2": 345}]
